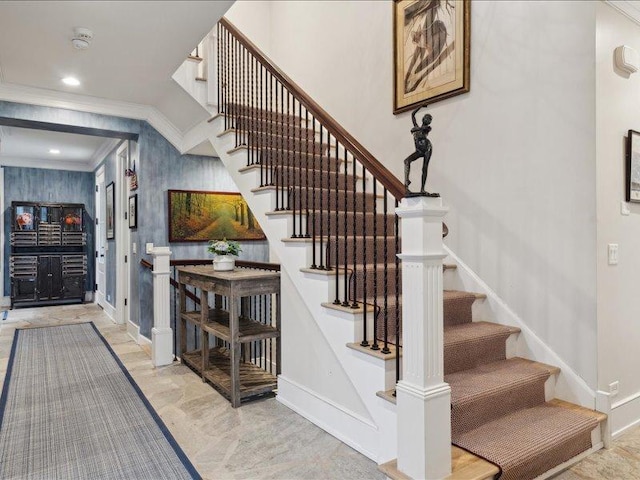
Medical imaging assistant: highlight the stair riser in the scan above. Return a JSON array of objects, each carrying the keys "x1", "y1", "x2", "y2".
[
  {"x1": 307, "y1": 211, "x2": 396, "y2": 237},
  {"x1": 350, "y1": 268, "x2": 401, "y2": 299},
  {"x1": 248, "y1": 132, "x2": 329, "y2": 155},
  {"x1": 259, "y1": 149, "x2": 342, "y2": 171},
  {"x1": 291, "y1": 189, "x2": 377, "y2": 213},
  {"x1": 271, "y1": 167, "x2": 357, "y2": 191},
  {"x1": 234, "y1": 117, "x2": 314, "y2": 139},
  {"x1": 325, "y1": 237, "x2": 398, "y2": 266},
  {"x1": 444, "y1": 333, "x2": 509, "y2": 375},
  {"x1": 227, "y1": 104, "x2": 307, "y2": 125}
]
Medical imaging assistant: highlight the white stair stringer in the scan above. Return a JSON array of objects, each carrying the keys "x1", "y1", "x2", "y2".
[{"x1": 207, "y1": 116, "x2": 397, "y2": 463}]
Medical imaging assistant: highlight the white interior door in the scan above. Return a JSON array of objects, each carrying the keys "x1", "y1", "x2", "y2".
[{"x1": 95, "y1": 167, "x2": 106, "y2": 308}]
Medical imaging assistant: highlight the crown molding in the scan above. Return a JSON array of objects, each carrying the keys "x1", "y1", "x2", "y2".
[
  {"x1": 605, "y1": 1, "x2": 640, "y2": 27},
  {"x1": 90, "y1": 137, "x2": 123, "y2": 171},
  {"x1": 0, "y1": 156, "x2": 94, "y2": 172},
  {"x1": 0, "y1": 82, "x2": 185, "y2": 153}
]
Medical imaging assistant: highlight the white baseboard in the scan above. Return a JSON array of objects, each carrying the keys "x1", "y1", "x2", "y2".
[
  {"x1": 610, "y1": 389, "x2": 640, "y2": 438},
  {"x1": 277, "y1": 375, "x2": 380, "y2": 462},
  {"x1": 99, "y1": 300, "x2": 116, "y2": 322},
  {"x1": 0, "y1": 296, "x2": 10, "y2": 308},
  {"x1": 127, "y1": 319, "x2": 140, "y2": 344},
  {"x1": 138, "y1": 333, "x2": 152, "y2": 348},
  {"x1": 444, "y1": 246, "x2": 596, "y2": 408}
]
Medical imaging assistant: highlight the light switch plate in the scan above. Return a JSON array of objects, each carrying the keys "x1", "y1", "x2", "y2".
[
  {"x1": 146, "y1": 243, "x2": 154, "y2": 254},
  {"x1": 608, "y1": 244, "x2": 619, "y2": 265},
  {"x1": 132, "y1": 242, "x2": 137, "y2": 254},
  {"x1": 621, "y1": 201, "x2": 631, "y2": 216}
]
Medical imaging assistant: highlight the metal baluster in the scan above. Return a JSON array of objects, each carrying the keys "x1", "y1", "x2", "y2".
[
  {"x1": 304, "y1": 109, "x2": 311, "y2": 238},
  {"x1": 173, "y1": 266, "x2": 177, "y2": 361},
  {"x1": 248, "y1": 54, "x2": 254, "y2": 165},
  {"x1": 217, "y1": 24, "x2": 221, "y2": 115},
  {"x1": 223, "y1": 27, "x2": 229, "y2": 130},
  {"x1": 268, "y1": 74, "x2": 274, "y2": 186},
  {"x1": 361, "y1": 169, "x2": 369, "y2": 347},
  {"x1": 318, "y1": 126, "x2": 325, "y2": 269},
  {"x1": 234, "y1": 37, "x2": 239, "y2": 147},
  {"x1": 333, "y1": 136, "x2": 340, "y2": 304},
  {"x1": 274, "y1": 82, "x2": 280, "y2": 210},
  {"x1": 286, "y1": 91, "x2": 292, "y2": 212},
  {"x1": 280, "y1": 83, "x2": 285, "y2": 210},
  {"x1": 351, "y1": 154, "x2": 359, "y2": 309},
  {"x1": 343, "y1": 148, "x2": 350, "y2": 307},
  {"x1": 310, "y1": 116, "x2": 317, "y2": 269},
  {"x1": 260, "y1": 64, "x2": 265, "y2": 186},
  {"x1": 382, "y1": 190, "x2": 391, "y2": 354},
  {"x1": 395, "y1": 200, "x2": 400, "y2": 391},
  {"x1": 371, "y1": 179, "x2": 380, "y2": 351}
]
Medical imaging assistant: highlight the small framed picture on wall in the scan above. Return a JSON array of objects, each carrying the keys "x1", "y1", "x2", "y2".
[
  {"x1": 626, "y1": 130, "x2": 640, "y2": 203},
  {"x1": 128, "y1": 194, "x2": 138, "y2": 229},
  {"x1": 106, "y1": 181, "x2": 115, "y2": 240}
]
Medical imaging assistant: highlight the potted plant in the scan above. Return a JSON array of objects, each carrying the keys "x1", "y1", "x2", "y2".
[{"x1": 208, "y1": 239, "x2": 242, "y2": 271}]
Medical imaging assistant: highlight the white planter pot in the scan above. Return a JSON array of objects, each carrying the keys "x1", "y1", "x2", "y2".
[{"x1": 213, "y1": 255, "x2": 235, "y2": 271}]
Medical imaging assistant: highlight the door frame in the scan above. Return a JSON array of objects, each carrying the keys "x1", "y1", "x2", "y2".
[
  {"x1": 115, "y1": 141, "x2": 131, "y2": 327},
  {"x1": 95, "y1": 165, "x2": 106, "y2": 309}
]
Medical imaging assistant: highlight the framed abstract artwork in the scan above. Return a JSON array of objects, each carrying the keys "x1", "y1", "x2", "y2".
[
  {"x1": 168, "y1": 190, "x2": 266, "y2": 242},
  {"x1": 393, "y1": 0, "x2": 471, "y2": 114}
]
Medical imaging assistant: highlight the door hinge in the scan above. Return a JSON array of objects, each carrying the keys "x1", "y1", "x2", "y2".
[
  {"x1": 124, "y1": 298, "x2": 128, "y2": 306},
  {"x1": 95, "y1": 283, "x2": 98, "y2": 291},
  {"x1": 124, "y1": 255, "x2": 128, "y2": 263},
  {"x1": 124, "y1": 211, "x2": 128, "y2": 220},
  {"x1": 95, "y1": 185, "x2": 99, "y2": 192},
  {"x1": 95, "y1": 251, "x2": 98, "y2": 258},
  {"x1": 95, "y1": 218, "x2": 99, "y2": 225}
]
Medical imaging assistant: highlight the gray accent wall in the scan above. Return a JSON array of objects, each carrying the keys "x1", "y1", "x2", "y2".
[{"x1": 3, "y1": 167, "x2": 95, "y2": 295}]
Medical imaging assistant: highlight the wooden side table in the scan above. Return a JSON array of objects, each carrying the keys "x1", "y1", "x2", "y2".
[{"x1": 177, "y1": 266, "x2": 281, "y2": 407}]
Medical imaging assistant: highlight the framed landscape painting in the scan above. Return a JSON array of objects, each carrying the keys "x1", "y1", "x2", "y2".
[
  {"x1": 393, "y1": 0, "x2": 470, "y2": 114},
  {"x1": 168, "y1": 190, "x2": 266, "y2": 242}
]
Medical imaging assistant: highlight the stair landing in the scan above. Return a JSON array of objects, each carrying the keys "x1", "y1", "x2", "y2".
[{"x1": 379, "y1": 447, "x2": 500, "y2": 480}]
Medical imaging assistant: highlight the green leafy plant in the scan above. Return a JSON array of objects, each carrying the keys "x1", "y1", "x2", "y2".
[{"x1": 207, "y1": 238, "x2": 242, "y2": 256}]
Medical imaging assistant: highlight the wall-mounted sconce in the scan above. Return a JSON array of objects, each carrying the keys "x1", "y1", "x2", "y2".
[{"x1": 615, "y1": 45, "x2": 639, "y2": 74}]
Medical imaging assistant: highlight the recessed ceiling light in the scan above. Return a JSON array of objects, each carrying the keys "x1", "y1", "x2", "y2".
[
  {"x1": 49, "y1": 149, "x2": 61, "y2": 155},
  {"x1": 62, "y1": 77, "x2": 80, "y2": 86}
]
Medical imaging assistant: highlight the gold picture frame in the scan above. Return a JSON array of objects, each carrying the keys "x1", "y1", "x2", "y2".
[{"x1": 393, "y1": 0, "x2": 471, "y2": 114}]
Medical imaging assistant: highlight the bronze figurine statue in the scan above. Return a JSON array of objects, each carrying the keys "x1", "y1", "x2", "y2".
[{"x1": 404, "y1": 103, "x2": 439, "y2": 197}]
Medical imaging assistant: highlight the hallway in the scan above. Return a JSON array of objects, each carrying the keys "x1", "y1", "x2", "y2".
[{"x1": 0, "y1": 305, "x2": 383, "y2": 480}]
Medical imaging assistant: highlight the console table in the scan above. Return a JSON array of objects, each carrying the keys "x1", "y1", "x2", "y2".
[{"x1": 177, "y1": 266, "x2": 281, "y2": 407}]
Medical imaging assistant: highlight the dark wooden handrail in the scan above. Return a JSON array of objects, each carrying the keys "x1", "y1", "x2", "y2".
[
  {"x1": 219, "y1": 17, "x2": 405, "y2": 200},
  {"x1": 141, "y1": 257, "x2": 280, "y2": 272}
]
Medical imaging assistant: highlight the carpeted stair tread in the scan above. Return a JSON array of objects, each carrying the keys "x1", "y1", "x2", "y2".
[
  {"x1": 444, "y1": 321, "x2": 518, "y2": 375},
  {"x1": 453, "y1": 402, "x2": 601, "y2": 480},
  {"x1": 447, "y1": 358, "x2": 552, "y2": 436},
  {"x1": 444, "y1": 290, "x2": 479, "y2": 326}
]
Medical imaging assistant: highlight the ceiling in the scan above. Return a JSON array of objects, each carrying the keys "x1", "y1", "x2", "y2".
[
  {"x1": 0, "y1": 125, "x2": 117, "y2": 171},
  {"x1": 607, "y1": 1, "x2": 640, "y2": 25},
  {"x1": 0, "y1": 1, "x2": 234, "y2": 132}
]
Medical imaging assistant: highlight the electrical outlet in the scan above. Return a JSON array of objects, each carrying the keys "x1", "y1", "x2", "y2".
[
  {"x1": 106, "y1": 294, "x2": 111, "y2": 302},
  {"x1": 610, "y1": 381, "x2": 619, "y2": 397},
  {"x1": 608, "y1": 244, "x2": 619, "y2": 265}
]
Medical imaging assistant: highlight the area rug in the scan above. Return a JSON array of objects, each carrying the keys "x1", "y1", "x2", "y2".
[{"x1": 0, "y1": 322, "x2": 200, "y2": 480}]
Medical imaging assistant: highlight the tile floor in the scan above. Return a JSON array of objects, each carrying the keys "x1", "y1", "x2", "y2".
[
  {"x1": 1, "y1": 304, "x2": 640, "y2": 480},
  {"x1": 0, "y1": 304, "x2": 384, "y2": 480}
]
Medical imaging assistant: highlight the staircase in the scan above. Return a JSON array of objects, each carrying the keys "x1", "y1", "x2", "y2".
[{"x1": 180, "y1": 18, "x2": 607, "y2": 480}]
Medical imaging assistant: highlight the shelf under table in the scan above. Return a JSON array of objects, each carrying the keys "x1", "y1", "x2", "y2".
[
  {"x1": 181, "y1": 308, "x2": 279, "y2": 343},
  {"x1": 182, "y1": 348, "x2": 277, "y2": 400}
]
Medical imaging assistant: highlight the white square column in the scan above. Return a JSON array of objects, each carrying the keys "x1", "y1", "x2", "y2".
[
  {"x1": 150, "y1": 246, "x2": 173, "y2": 367},
  {"x1": 395, "y1": 197, "x2": 451, "y2": 480}
]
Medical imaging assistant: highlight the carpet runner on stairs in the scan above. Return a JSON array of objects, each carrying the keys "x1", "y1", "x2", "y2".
[{"x1": 222, "y1": 105, "x2": 606, "y2": 480}]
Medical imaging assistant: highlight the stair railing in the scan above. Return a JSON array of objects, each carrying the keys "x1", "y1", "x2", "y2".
[{"x1": 216, "y1": 19, "x2": 404, "y2": 385}]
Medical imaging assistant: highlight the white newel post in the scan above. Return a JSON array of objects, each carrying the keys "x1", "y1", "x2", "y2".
[
  {"x1": 395, "y1": 197, "x2": 451, "y2": 480},
  {"x1": 151, "y1": 246, "x2": 173, "y2": 367}
]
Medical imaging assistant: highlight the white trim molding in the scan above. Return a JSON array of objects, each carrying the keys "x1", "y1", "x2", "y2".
[
  {"x1": 0, "y1": 82, "x2": 184, "y2": 153},
  {"x1": 606, "y1": 1, "x2": 640, "y2": 27}
]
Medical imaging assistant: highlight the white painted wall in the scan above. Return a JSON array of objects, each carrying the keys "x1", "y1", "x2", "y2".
[
  {"x1": 595, "y1": 2, "x2": 640, "y2": 436},
  {"x1": 226, "y1": 1, "x2": 599, "y2": 391}
]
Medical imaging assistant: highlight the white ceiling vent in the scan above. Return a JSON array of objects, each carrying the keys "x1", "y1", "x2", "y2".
[{"x1": 71, "y1": 27, "x2": 94, "y2": 50}]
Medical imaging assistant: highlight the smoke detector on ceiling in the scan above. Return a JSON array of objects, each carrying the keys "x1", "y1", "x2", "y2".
[{"x1": 72, "y1": 27, "x2": 94, "y2": 50}]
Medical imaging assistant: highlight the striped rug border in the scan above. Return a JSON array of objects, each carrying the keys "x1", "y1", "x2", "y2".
[{"x1": 0, "y1": 322, "x2": 201, "y2": 480}]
